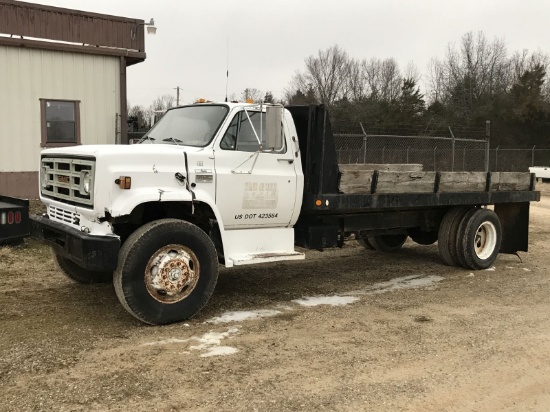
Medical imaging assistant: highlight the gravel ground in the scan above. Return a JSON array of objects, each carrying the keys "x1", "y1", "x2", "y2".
[{"x1": 1, "y1": 189, "x2": 550, "y2": 411}]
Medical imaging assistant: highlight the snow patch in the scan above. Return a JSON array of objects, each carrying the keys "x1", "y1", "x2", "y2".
[
  {"x1": 141, "y1": 327, "x2": 240, "y2": 358},
  {"x1": 346, "y1": 275, "x2": 444, "y2": 296},
  {"x1": 485, "y1": 266, "x2": 496, "y2": 271},
  {"x1": 141, "y1": 338, "x2": 188, "y2": 346},
  {"x1": 207, "y1": 309, "x2": 282, "y2": 324},
  {"x1": 200, "y1": 346, "x2": 239, "y2": 357},
  {"x1": 523, "y1": 268, "x2": 531, "y2": 272},
  {"x1": 189, "y1": 328, "x2": 240, "y2": 350},
  {"x1": 292, "y1": 296, "x2": 360, "y2": 307}
]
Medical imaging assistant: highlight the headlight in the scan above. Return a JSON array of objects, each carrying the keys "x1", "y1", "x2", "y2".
[{"x1": 81, "y1": 171, "x2": 91, "y2": 194}]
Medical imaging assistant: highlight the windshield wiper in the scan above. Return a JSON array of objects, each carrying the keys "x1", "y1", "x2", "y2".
[
  {"x1": 162, "y1": 137, "x2": 183, "y2": 145},
  {"x1": 137, "y1": 135, "x2": 155, "y2": 144}
]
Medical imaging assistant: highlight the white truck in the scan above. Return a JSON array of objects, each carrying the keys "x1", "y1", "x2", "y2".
[
  {"x1": 31, "y1": 102, "x2": 539, "y2": 325},
  {"x1": 529, "y1": 166, "x2": 550, "y2": 182}
]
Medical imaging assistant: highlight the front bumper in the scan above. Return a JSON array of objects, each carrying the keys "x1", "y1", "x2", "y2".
[{"x1": 31, "y1": 215, "x2": 120, "y2": 272}]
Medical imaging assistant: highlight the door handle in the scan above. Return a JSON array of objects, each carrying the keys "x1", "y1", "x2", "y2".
[{"x1": 277, "y1": 158, "x2": 294, "y2": 164}]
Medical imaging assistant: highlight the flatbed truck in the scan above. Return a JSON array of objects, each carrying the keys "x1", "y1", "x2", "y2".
[{"x1": 31, "y1": 103, "x2": 539, "y2": 324}]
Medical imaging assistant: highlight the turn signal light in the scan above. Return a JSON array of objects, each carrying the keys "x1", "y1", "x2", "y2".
[{"x1": 115, "y1": 176, "x2": 132, "y2": 189}]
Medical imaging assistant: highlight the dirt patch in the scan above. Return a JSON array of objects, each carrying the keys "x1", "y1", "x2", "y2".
[
  {"x1": 1, "y1": 198, "x2": 550, "y2": 411},
  {"x1": 28, "y1": 199, "x2": 46, "y2": 216}
]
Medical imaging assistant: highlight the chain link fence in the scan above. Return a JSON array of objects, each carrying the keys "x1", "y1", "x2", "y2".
[
  {"x1": 488, "y1": 147, "x2": 550, "y2": 172},
  {"x1": 333, "y1": 123, "x2": 489, "y2": 172}
]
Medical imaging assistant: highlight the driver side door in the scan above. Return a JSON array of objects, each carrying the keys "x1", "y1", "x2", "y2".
[{"x1": 214, "y1": 109, "x2": 298, "y2": 229}]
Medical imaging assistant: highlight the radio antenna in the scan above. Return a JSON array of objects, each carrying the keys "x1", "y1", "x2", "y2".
[{"x1": 225, "y1": 37, "x2": 229, "y2": 102}]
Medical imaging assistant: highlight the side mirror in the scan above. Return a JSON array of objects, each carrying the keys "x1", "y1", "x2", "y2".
[{"x1": 265, "y1": 106, "x2": 283, "y2": 151}]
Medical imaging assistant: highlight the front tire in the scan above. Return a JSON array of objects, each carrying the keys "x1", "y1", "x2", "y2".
[
  {"x1": 114, "y1": 219, "x2": 218, "y2": 325},
  {"x1": 53, "y1": 252, "x2": 113, "y2": 284}
]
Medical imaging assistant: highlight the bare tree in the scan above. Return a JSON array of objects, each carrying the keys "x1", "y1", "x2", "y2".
[
  {"x1": 346, "y1": 57, "x2": 368, "y2": 101},
  {"x1": 379, "y1": 58, "x2": 402, "y2": 102},
  {"x1": 145, "y1": 94, "x2": 176, "y2": 126},
  {"x1": 430, "y1": 32, "x2": 509, "y2": 104},
  {"x1": 291, "y1": 45, "x2": 351, "y2": 105},
  {"x1": 150, "y1": 94, "x2": 175, "y2": 112},
  {"x1": 403, "y1": 62, "x2": 421, "y2": 85},
  {"x1": 426, "y1": 57, "x2": 446, "y2": 104},
  {"x1": 359, "y1": 57, "x2": 402, "y2": 102},
  {"x1": 240, "y1": 88, "x2": 263, "y2": 103}
]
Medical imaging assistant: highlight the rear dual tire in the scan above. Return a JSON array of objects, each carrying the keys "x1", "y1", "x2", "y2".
[
  {"x1": 456, "y1": 208, "x2": 501, "y2": 270},
  {"x1": 438, "y1": 206, "x2": 471, "y2": 266},
  {"x1": 438, "y1": 207, "x2": 502, "y2": 270}
]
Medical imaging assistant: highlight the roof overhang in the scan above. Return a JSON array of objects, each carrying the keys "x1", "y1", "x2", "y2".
[{"x1": 0, "y1": 0, "x2": 148, "y2": 66}]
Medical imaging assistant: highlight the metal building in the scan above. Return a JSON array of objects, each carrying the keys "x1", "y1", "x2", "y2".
[{"x1": 0, "y1": 0, "x2": 148, "y2": 198}]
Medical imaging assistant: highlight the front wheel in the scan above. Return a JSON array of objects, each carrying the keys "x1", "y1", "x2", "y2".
[
  {"x1": 53, "y1": 252, "x2": 113, "y2": 284},
  {"x1": 114, "y1": 219, "x2": 218, "y2": 325}
]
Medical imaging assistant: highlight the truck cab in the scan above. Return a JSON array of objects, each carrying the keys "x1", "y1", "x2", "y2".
[{"x1": 32, "y1": 103, "x2": 306, "y2": 324}]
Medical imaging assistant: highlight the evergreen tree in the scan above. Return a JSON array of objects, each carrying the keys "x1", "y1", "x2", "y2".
[{"x1": 510, "y1": 64, "x2": 549, "y2": 124}]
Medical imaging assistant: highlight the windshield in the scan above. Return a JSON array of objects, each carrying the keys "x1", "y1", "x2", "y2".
[{"x1": 140, "y1": 105, "x2": 229, "y2": 146}]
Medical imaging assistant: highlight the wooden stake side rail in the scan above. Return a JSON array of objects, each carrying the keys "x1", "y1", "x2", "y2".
[
  {"x1": 339, "y1": 170, "x2": 534, "y2": 195},
  {"x1": 304, "y1": 190, "x2": 540, "y2": 213}
]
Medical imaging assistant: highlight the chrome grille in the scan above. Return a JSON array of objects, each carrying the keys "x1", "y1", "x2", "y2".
[
  {"x1": 41, "y1": 157, "x2": 95, "y2": 207},
  {"x1": 48, "y1": 205, "x2": 81, "y2": 225}
]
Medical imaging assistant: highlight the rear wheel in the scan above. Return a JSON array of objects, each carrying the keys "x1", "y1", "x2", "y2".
[
  {"x1": 437, "y1": 206, "x2": 472, "y2": 266},
  {"x1": 367, "y1": 234, "x2": 407, "y2": 252},
  {"x1": 114, "y1": 219, "x2": 218, "y2": 325},
  {"x1": 53, "y1": 252, "x2": 113, "y2": 284},
  {"x1": 456, "y1": 209, "x2": 502, "y2": 270}
]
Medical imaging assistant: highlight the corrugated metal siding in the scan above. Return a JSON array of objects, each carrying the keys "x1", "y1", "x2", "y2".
[
  {"x1": 0, "y1": 0, "x2": 145, "y2": 52},
  {"x1": 0, "y1": 45, "x2": 120, "y2": 172}
]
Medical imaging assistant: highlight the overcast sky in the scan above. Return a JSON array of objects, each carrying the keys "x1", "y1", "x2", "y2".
[{"x1": 33, "y1": 0, "x2": 550, "y2": 107}]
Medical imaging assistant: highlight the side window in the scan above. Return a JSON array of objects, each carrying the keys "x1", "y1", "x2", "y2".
[
  {"x1": 220, "y1": 110, "x2": 285, "y2": 153},
  {"x1": 236, "y1": 111, "x2": 265, "y2": 152},
  {"x1": 40, "y1": 99, "x2": 81, "y2": 147}
]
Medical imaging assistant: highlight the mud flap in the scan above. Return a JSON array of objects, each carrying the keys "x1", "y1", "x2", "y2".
[{"x1": 494, "y1": 202, "x2": 530, "y2": 254}]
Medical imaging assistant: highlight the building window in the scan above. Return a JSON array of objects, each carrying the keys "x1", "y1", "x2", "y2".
[{"x1": 40, "y1": 99, "x2": 81, "y2": 147}]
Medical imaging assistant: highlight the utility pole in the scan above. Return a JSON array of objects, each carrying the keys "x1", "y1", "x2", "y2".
[{"x1": 174, "y1": 86, "x2": 181, "y2": 106}]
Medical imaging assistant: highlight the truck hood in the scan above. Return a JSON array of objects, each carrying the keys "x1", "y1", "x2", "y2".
[{"x1": 40, "y1": 144, "x2": 209, "y2": 157}]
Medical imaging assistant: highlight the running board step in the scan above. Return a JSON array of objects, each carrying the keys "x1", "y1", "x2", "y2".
[{"x1": 225, "y1": 251, "x2": 305, "y2": 267}]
